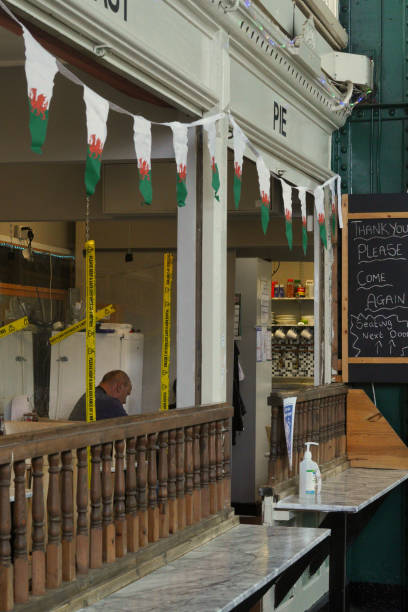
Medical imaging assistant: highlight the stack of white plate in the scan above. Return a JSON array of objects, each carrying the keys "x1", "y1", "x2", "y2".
[
  {"x1": 275, "y1": 314, "x2": 297, "y2": 326},
  {"x1": 303, "y1": 315, "x2": 315, "y2": 326}
]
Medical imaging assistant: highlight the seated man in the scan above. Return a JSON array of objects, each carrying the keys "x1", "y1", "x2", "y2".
[{"x1": 69, "y1": 370, "x2": 132, "y2": 421}]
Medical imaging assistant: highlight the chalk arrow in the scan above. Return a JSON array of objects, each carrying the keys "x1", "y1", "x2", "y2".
[
  {"x1": 375, "y1": 340, "x2": 383, "y2": 355},
  {"x1": 389, "y1": 339, "x2": 396, "y2": 355}
]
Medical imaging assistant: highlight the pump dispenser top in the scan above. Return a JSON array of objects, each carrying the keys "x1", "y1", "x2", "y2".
[{"x1": 303, "y1": 442, "x2": 318, "y2": 460}]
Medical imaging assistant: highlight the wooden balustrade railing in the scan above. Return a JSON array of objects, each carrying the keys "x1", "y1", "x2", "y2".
[{"x1": 0, "y1": 403, "x2": 232, "y2": 611}]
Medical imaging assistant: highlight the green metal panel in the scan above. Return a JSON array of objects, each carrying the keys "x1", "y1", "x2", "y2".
[{"x1": 333, "y1": 0, "x2": 408, "y2": 593}]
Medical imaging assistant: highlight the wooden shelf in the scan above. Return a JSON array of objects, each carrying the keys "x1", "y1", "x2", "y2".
[{"x1": 271, "y1": 298, "x2": 314, "y2": 301}]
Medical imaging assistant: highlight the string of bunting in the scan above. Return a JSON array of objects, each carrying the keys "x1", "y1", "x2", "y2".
[{"x1": 0, "y1": 0, "x2": 342, "y2": 250}]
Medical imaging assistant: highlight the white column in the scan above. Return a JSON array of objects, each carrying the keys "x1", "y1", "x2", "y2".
[
  {"x1": 176, "y1": 128, "x2": 197, "y2": 408},
  {"x1": 201, "y1": 30, "x2": 230, "y2": 404}
]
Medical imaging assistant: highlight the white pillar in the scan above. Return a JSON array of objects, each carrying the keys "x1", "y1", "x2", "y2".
[
  {"x1": 176, "y1": 128, "x2": 197, "y2": 408},
  {"x1": 201, "y1": 30, "x2": 230, "y2": 404}
]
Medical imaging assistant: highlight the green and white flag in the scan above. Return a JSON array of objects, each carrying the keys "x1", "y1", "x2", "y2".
[
  {"x1": 328, "y1": 177, "x2": 336, "y2": 238},
  {"x1": 203, "y1": 118, "x2": 220, "y2": 201},
  {"x1": 281, "y1": 179, "x2": 293, "y2": 251},
  {"x1": 22, "y1": 26, "x2": 58, "y2": 154},
  {"x1": 133, "y1": 116, "x2": 152, "y2": 205},
  {"x1": 170, "y1": 122, "x2": 188, "y2": 207},
  {"x1": 298, "y1": 187, "x2": 308, "y2": 255},
  {"x1": 314, "y1": 185, "x2": 327, "y2": 248},
  {"x1": 229, "y1": 115, "x2": 247, "y2": 209},
  {"x1": 83, "y1": 87, "x2": 109, "y2": 196},
  {"x1": 256, "y1": 156, "x2": 270, "y2": 235}
]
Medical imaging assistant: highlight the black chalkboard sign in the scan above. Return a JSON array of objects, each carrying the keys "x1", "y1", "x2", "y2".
[{"x1": 342, "y1": 193, "x2": 408, "y2": 382}]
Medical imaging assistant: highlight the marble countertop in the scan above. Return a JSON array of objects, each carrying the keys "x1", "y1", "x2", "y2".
[
  {"x1": 78, "y1": 525, "x2": 329, "y2": 612},
  {"x1": 277, "y1": 467, "x2": 408, "y2": 513}
]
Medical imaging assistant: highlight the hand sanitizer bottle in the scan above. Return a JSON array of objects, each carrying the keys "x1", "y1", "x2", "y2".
[{"x1": 299, "y1": 442, "x2": 321, "y2": 498}]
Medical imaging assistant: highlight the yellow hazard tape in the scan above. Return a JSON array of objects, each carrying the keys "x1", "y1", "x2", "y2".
[
  {"x1": 85, "y1": 240, "x2": 96, "y2": 424},
  {"x1": 0, "y1": 316, "x2": 29, "y2": 339},
  {"x1": 160, "y1": 253, "x2": 173, "y2": 411},
  {"x1": 49, "y1": 304, "x2": 115, "y2": 345}
]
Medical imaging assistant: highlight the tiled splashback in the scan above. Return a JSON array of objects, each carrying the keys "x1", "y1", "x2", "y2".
[{"x1": 271, "y1": 330, "x2": 314, "y2": 377}]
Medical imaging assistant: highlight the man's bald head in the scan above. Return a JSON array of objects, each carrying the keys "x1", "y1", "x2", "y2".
[{"x1": 100, "y1": 370, "x2": 132, "y2": 404}]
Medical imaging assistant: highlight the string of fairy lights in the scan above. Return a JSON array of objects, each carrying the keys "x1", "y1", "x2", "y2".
[{"x1": 233, "y1": 0, "x2": 372, "y2": 111}]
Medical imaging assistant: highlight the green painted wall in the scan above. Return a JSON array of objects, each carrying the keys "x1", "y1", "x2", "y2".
[{"x1": 332, "y1": 0, "x2": 408, "y2": 589}]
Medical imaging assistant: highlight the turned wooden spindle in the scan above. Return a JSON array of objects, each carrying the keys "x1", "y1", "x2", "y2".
[
  {"x1": 200, "y1": 423, "x2": 210, "y2": 518},
  {"x1": 76, "y1": 447, "x2": 89, "y2": 574},
  {"x1": 47, "y1": 452, "x2": 62, "y2": 589},
  {"x1": 90, "y1": 445, "x2": 103, "y2": 568},
  {"x1": 184, "y1": 426, "x2": 194, "y2": 526},
  {"x1": 269, "y1": 406, "x2": 279, "y2": 484},
  {"x1": 61, "y1": 450, "x2": 75, "y2": 581},
  {"x1": 167, "y1": 429, "x2": 178, "y2": 534},
  {"x1": 192, "y1": 425, "x2": 201, "y2": 523},
  {"x1": 102, "y1": 442, "x2": 115, "y2": 564},
  {"x1": 223, "y1": 418, "x2": 231, "y2": 509},
  {"x1": 147, "y1": 433, "x2": 159, "y2": 542},
  {"x1": 312, "y1": 403, "x2": 320, "y2": 464},
  {"x1": 13, "y1": 459, "x2": 28, "y2": 603},
  {"x1": 176, "y1": 428, "x2": 186, "y2": 530},
  {"x1": 31, "y1": 456, "x2": 45, "y2": 596},
  {"x1": 114, "y1": 440, "x2": 127, "y2": 557},
  {"x1": 158, "y1": 431, "x2": 169, "y2": 538},
  {"x1": 0, "y1": 462, "x2": 13, "y2": 611},
  {"x1": 126, "y1": 437, "x2": 138, "y2": 552},
  {"x1": 209, "y1": 422, "x2": 217, "y2": 514},
  {"x1": 216, "y1": 421, "x2": 223, "y2": 512},
  {"x1": 137, "y1": 435, "x2": 148, "y2": 547}
]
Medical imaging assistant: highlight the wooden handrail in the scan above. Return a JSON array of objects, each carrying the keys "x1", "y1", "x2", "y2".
[{"x1": 0, "y1": 404, "x2": 232, "y2": 463}]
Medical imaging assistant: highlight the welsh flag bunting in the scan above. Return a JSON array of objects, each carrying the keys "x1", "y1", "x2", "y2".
[
  {"x1": 256, "y1": 156, "x2": 270, "y2": 235},
  {"x1": 328, "y1": 177, "x2": 336, "y2": 238},
  {"x1": 170, "y1": 123, "x2": 188, "y2": 207},
  {"x1": 230, "y1": 115, "x2": 247, "y2": 209},
  {"x1": 22, "y1": 26, "x2": 58, "y2": 154},
  {"x1": 203, "y1": 119, "x2": 220, "y2": 201},
  {"x1": 314, "y1": 185, "x2": 327, "y2": 248},
  {"x1": 133, "y1": 116, "x2": 152, "y2": 205},
  {"x1": 337, "y1": 175, "x2": 343, "y2": 229},
  {"x1": 298, "y1": 187, "x2": 308, "y2": 255},
  {"x1": 83, "y1": 87, "x2": 109, "y2": 196},
  {"x1": 281, "y1": 179, "x2": 293, "y2": 251}
]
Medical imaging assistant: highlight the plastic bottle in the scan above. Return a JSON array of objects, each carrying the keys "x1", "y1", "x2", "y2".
[{"x1": 299, "y1": 442, "x2": 321, "y2": 498}]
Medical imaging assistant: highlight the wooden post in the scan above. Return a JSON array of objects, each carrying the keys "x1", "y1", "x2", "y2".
[
  {"x1": 147, "y1": 433, "x2": 159, "y2": 542},
  {"x1": 137, "y1": 435, "x2": 148, "y2": 547},
  {"x1": 61, "y1": 450, "x2": 75, "y2": 581},
  {"x1": 32, "y1": 456, "x2": 45, "y2": 596},
  {"x1": 167, "y1": 429, "x2": 178, "y2": 534},
  {"x1": 76, "y1": 447, "x2": 89, "y2": 574},
  {"x1": 102, "y1": 442, "x2": 115, "y2": 564},
  {"x1": 126, "y1": 437, "x2": 138, "y2": 553},
  {"x1": 209, "y1": 422, "x2": 217, "y2": 514},
  {"x1": 223, "y1": 418, "x2": 231, "y2": 509},
  {"x1": 269, "y1": 406, "x2": 279, "y2": 484},
  {"x1": 114, "y1": 440, "x2": 127, "y2": 558},
  {"x1": 200, "y1": 423, "x2": 210, "y2": 518},
  {"x1": 46, "y1": 452, "x2": 62, "y2": 589},
  {"x1": 90, "y1": 445, "x2": 103, "y2": 568},
  {"x1": 13, "y1": 459, "x2": 28, "y2": 603},
  {"x1": 158, "y1": 431, "x2": 169, "y2": 538},
  {"x1": 216, "y1": 421, "x2": 223, "y2": 512},
  {"x1": 176, "y1": 428, "x2": 185, "y2": 530},
  {"x1": 192, "y1": 425, "x2": 201, "y2": 523},
  {"x1": 184, "y1": 426, "x2": 194, "y2": 526},
  {"x1": 0, "y1": 462, "x2": 13, "y2": 611}
]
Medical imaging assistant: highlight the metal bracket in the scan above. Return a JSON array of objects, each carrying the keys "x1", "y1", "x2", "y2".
[
  {"x1": 93, "y1": 44, "x2": 112, "y2": 58},
  {"x1": 57, "y1": 356, "x2": 69, "y2": 362},
  {"x1": 15, "y1": 356, "x2": 27, "y2": 362}
]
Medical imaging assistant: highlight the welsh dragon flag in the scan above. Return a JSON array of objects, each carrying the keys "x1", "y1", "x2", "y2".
[
  {"x1": 314, "y1": 185, "x2": 327, "y2": 248},
  {"x1": 83, "y1": 87, "x2": 109, "y2": 196},
  {"x1": 281, "y1": 179, "x2": 293, "y2": 251},
  {"x1": 22, "y1": 26, "x2": 58, "y2": 154},
  {"x1": 170, "y1": 122, "x2": 188, "y2": 207},
  {"x1": 328, "y1": 177, "x2": 336, "y2": 238},
  {"x1": 203, "y1": 118, "x2": 220, "y2": 201},
  {"x1": 133, "y1": 116, "x2": 152, "y2": 205},
  {"x1": 298, "y1": 187, "x2": 308, "y2": 255},
  {"x1": 256, "y1": 156, "x2": 270, "y2": 235},
  {"x1": 230, "y1": 115, "x2": 247, "y2": 209}
]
